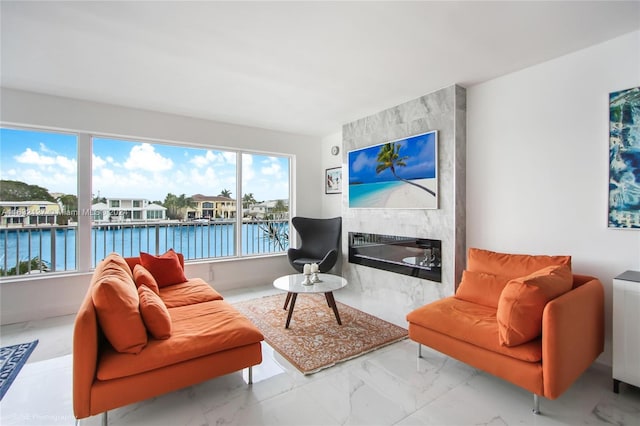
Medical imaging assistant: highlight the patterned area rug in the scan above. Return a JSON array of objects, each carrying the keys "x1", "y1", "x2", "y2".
[
  {"x1": 0, "y1": 340, "x2": 38, "y2": 400},
  {"x1": 233, "y1": 294, "x2": 407, "y2": 375}
]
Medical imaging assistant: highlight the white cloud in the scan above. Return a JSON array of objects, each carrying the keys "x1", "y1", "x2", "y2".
[
  {"x1": 223, "y1": 152, "x2": 237, "y2": 164},
  {"x1": 56, "y1": 155, "x2": 76, "y2": 174},
  {"x1": 188, "y1": 166, "x2": 218, "y2": 187},
  {"x1": 123, "y1": 143, "x2": 173, "y2": 172},
  {"x1": 14, "y1": 147, "x2": 76, "y2": 173},
  {"x1": 39, "y1": 142, "x2": 56, "y2": 154},
  {"x1": 191, "y1": 150, "x2": 213, "y2": 168},
  {"x1": 191, "y1": 150, "x2": 237, "y2": 168},
  {"x1": 261, "y1": 158, "x2": 282, "y2": 176},
  {"x1": 15, "y1": 148, "x2": 55, "y2": 166},
  {"x1": 6, "y1": 167, "x2": 75, "y2": 195},
  {"x1": 242, "y1": 155, "x2": 255, "y2": 184},
  {"x1": 93, "y1": 154, "x2": 107, "y2": 169}
]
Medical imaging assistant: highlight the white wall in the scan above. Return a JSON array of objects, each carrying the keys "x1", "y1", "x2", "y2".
[
  {"x1": 321, "y1": 131, "x2": 343, "y2": 218},
  {"x1": 467, "y1": 30, "x2": 640, "y2": 365},
  {"x1": 0, "y1": 88, "x2": 322, "y2": 324}
]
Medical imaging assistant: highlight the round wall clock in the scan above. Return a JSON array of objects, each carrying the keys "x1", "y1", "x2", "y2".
[{"x1": 331, "y1": 145, "x2": 340, "y2": 156}]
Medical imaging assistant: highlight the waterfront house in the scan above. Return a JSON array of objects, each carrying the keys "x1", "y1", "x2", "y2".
[
  {"x1": 188, "y1": 194, "x2": 236, "y2": 220},
  {"x1": 245, "y1": 199, "x2": 290, "y2": 220},
  {"x1": 0, "y1": 200, "x2": 61, "y2": 226},
  {"x1": 91, "y1": 199, "x2": 167, "y2": 223}
]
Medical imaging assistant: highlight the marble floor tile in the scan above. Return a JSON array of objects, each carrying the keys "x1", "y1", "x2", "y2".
[
  {"x1": 1, "y1": 284, "x2": 639, "y2": 426},
  {"x1": 0, "y1": 355, "x2": 75, "y2": 425}
]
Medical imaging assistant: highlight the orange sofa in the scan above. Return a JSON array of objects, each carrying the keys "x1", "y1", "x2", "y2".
[
  {"x1": 406, "y1": 248, "x2": 604, "y2": 414},
  {"x1": 73, "y1": 251, "x2": 264, "y2": 423}
]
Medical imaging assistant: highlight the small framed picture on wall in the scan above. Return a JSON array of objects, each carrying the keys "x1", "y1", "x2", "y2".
[{"x1": 325, "y1": 167, "x2": 342, "y2": 194}]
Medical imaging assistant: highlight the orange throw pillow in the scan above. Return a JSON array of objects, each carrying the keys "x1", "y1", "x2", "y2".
[
  {"x1": 139, "y1": 249, "x2": 187, "y2": 288},
  {"x1": 138, "y1": 285, "x2": 172, "y2": 340},
  {"x1": 133, "y1": 264, "x2": 160, "y2": 295},
  {"x1": 467, "y1": 248, "x2": 571, "y2": 280},
  {"x1": 455, "y1": 270, "x2": 511, "y2": 308},
  {"x1": 92, "y1": 257, "x2": 148, "y2": 354},
  {"x1": 497, "y1": 264, "x2": 573, "y2": 347},
  {"x1": 104, "y1": 251, "x2": 134, "y2": 280}
]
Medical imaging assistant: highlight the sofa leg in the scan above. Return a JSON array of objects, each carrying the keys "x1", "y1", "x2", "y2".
[
  {"x1": 532, "y1": 394, "x2": 540, "y2": 415},
  {"x1": 417, "y1": 343, "x2": 423, "y2": 359},
  {"x1": 248, "y1": 366, "x2": 253, "y2": 385}
]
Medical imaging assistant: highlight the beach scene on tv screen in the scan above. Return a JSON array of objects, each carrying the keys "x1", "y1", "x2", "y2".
[{"x1": 348, "y1": 131, "x2": 438, "y2": 209}]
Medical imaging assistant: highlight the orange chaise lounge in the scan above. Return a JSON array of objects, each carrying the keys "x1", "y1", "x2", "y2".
[
  {"x1": 73, "y1": 251, "x2": 264, "y2": 424},
  {"x1": 406, "y1": 248, "x2": 604, "y2": 414}
]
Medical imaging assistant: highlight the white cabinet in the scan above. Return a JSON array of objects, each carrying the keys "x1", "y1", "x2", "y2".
[{"x1": 613, "y1": 271, "x2": 640, "y2": 393}]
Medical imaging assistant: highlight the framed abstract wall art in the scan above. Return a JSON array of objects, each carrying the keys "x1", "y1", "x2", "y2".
[
  {"x1": 348, "y1": 130, "x2": 438, "y2": 209},
  {"x1": 609, "y1": 86, "x2": 640, "y2": 229}
]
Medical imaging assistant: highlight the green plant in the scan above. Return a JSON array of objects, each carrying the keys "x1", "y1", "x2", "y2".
[
  {"x1": 260, "y1": 222, "x2": 289, "y2": 251},
  {"x1": 0, "y1": 256, "x2": 50, "y2": 276}
]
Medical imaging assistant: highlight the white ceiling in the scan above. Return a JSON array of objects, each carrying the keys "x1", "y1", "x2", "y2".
[{"x1": 1, "y1": 1, "x2": 639, "y2": 137}]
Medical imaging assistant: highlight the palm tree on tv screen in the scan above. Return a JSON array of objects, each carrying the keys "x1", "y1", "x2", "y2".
[{"x1": 375, "y1": 143, "x2": 435, "y2": 196}]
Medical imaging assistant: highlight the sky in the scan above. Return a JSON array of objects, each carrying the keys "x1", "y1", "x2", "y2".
[
  {"x1": 348, "y1": 131, "x2": 437, "y2": 184},
  {"x1": 0, "y1": 128, "x2": 290, "y2": 202}
]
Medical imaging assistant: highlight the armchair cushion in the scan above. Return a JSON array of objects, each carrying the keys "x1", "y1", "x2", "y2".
[
  {"x1": 455, "y1": 270, "x2": 511, "y2": 308},
  {"x1": 497, "y1": 264, "x2": 573, "y2": 346},
  {"x1": 467, "y1": 248, "x2": 571, "y2": 279}
]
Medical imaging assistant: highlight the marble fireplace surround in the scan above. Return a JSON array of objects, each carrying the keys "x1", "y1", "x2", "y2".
[{"x1": 341, "y1": 85, "x2": 466, "y2": 316}]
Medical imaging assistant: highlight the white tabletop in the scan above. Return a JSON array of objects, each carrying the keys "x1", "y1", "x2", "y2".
[{"x1": 273, "y1": 273, "x2": 347, "y2": 294}]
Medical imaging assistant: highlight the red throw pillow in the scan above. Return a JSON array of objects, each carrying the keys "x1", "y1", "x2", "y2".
[
  {"x1": 497, "y1": 264, "x2": 573, "y2": 347},
  {"x1": 455, "y1": 270, "x2": 512, "y2": 309},
  {"x1": 139, "y1": 249, "x2": 187, "y2": 288},
  {"x1": 132, "y1": 264, "x2": 160, "y2": 295},
  {"x1": 138, "y1": 285, "x2": 172, "y2": 340}
]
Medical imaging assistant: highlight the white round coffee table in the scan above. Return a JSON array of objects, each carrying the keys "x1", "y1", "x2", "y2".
[{"x1": 273, "y1": 273, "x2": 348, "y2": 329}]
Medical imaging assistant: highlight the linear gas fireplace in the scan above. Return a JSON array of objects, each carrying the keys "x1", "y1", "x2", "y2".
[{"x1": 348, "y1": 232, "x2": 442, "y2": 282}]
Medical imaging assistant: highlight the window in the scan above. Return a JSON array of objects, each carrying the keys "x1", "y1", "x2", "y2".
[
  {"x1": 0, "y1": 127, "x2": 78, "y2": 275},
  {"x1": 0, "y1": 127, "x2": 292, "y2": 277},
  {"x1": 241, "y1": 153, "x2": 290, "y2": 255},
  {"x1": 91, "y1": 137, "x2": 291, "y2": 265}
]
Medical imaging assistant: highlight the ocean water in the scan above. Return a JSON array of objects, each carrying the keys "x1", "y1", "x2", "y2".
[
  {"x1": 0, "y1": 222, "x2": 288, "y2": 274},
  {"x1": 349, "y1": 181, "x2": 403, "y2": 208}
]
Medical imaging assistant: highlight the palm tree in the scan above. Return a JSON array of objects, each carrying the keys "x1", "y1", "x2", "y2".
[
  {"x1": 177, "y1": 194, "x2": 196, "y2": 219},
  {"x1": 376, "y1": 142, "x2": 435, "y2": 196},
  {"x1": 164, "y1": 193, "x2": 197, "y2": 220},
  {"x1": 219, "y1": 189, "x2": 232, "y2": 198},
  {"x1": 242, "y1": 193, "x2": 257, "y2": 209},
  {"x1": 163, "y1": 193, "x2": 180, "y2": 219},
  {"x1": 177, "y1": 194, "x2": 196, "y2": 209}
]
